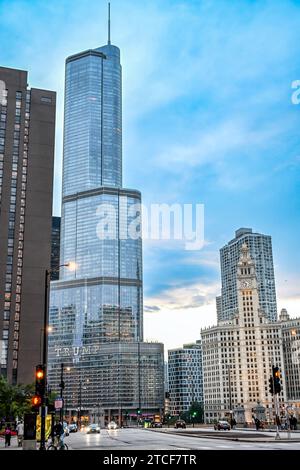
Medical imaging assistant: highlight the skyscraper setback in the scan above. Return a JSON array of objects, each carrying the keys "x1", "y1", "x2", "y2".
[
  {"x1": 48, "y1": 16, "x2": 164, "y2": 419},
  {"x1": 0, "y1": 67, "x2": 56, "y2": 385}
]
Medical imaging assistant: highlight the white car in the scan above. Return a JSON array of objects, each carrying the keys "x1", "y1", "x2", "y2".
[
  {"x1": 107, "y1": 421, "x2": 118, "y2": 430},
  {"x1": 68, "y1": 423, "x2": 78, "y2": 433}
]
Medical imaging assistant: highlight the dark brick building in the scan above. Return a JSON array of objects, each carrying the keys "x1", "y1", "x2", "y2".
[
  {"x1": 0, "y1": 66, "x2": 56, "y2": 385},
  {"x1": 51, "y1": 216, "x2": 61, "y2": 281}
]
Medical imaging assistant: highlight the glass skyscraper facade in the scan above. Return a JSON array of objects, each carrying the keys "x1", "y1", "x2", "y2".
[{"x1": 48, "y1": 39, "x2": 164, "y2": 420}]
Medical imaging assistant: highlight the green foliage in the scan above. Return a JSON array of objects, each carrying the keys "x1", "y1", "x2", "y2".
[
  {"x1": 0, "y1": 376, "x2": 34, "y2": 422},
  {"x1": 180, "y1": 401, "x2": 204, "y2": 424},
  {"x1": 163, "y1": 413, "x2": 177, "y2": 425}
]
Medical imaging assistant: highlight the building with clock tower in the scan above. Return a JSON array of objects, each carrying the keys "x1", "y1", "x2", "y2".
[{"x1": 201, "y1": 243, "x2": 286, "y2": 424}]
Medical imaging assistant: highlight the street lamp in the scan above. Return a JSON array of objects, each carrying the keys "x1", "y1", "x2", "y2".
[
  {"x1": 227, "y1": 364, "x2": 232, "y2": 417},
  {"x1": 39, "y1": 326, "x2": 53, "y2": 363},
  {"x1": 39, "y1": 262, "x2": 74, "y2": 451}
]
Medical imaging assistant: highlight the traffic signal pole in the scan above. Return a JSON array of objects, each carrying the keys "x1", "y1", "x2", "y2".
[
  {"x1": 274, "y1": 392, "x2": 280, "y2": 440},
  {"x1": 40, "y1": 269, "x2": 50, "y2": 451},
  {"x1": 272, "y1": 366, "x2": 282, "y2": 440}
]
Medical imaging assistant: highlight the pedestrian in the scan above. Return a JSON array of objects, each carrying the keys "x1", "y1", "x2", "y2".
[
  {"x1": 16, "y1": 420, "x2": 24, "y2": 447},
  {"x1": 276, "y1": 415, "x2": 281, "y2": 428},
  {"x1": 255, "y1": 418, "x2": 261, "y2": 431},
  {"x1": 4, "y1": 424, "x2": 12, "y2": 447}
]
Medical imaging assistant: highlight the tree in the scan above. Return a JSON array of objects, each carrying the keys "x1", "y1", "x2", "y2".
[
  {"x1": 0, "y1": 376, "x2": 34, "y2": 424},
  {"x1": 189, "y1": 401, "x2": 204, "y2": 424}
]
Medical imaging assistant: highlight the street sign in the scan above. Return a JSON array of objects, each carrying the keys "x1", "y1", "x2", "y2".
[{"x1": 55, "y1": 398, "x2": 63, "y2": 410}]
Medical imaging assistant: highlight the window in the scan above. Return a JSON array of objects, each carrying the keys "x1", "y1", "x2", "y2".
[{"x1": 41, "y1": 96, "x2": 52, "y2": 104}]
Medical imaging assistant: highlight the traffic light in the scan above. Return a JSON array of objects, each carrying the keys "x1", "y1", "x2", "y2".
[
  {"x1": 192, "y1": 411, "x2": 197, "y2": 418},
  {"x1": 136, "y1": 408, "x2": 141, "y2": 416},
  {"x1": 269, "y1": 376, "x2": 274, "y2": 395},
  {"x1": 35, "y1": 364, "x2": 46, "y2": 398},
  {"x1": 273, "y1": 366, "x2": 282, "y2": 394},
  {"x1": 31, "y1": 395, "x2": 42, "y2": 412}
]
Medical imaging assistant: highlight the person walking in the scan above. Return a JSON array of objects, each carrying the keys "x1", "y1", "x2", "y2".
[
  {"x1": 16, "y1": 421, "x2": 24, "y2": 447},
  {"x1": 4, "y1": 425, "x2": 12, "y2": 447},
  {"x1": 254, "y1": 418, "x2": 260, "y2": 431}
]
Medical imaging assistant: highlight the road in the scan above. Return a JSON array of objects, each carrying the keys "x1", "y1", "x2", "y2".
[
  {"x1": 1, "y1": 427, "x2": 300, "y2": 450},
  {"x1": 62, "y1": 427, "x2": 300, "y2": 450}
]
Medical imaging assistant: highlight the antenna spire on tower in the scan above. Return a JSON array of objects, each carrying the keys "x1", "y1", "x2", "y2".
[{"x1": 108, "y1": 2, "x2": 111, "y2": 45}]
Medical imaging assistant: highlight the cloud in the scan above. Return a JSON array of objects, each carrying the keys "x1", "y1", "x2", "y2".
[
  {"x1": 144, "y1": 305, "x2": 161, "y2": 313},
  {"x1": 144, "y1": 279, "x2": 220, "y2": 311}
]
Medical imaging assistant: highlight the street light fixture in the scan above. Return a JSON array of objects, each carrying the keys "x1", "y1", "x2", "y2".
[{"x1": 39, "y1": 262, "x2": 75, "y2": 451}]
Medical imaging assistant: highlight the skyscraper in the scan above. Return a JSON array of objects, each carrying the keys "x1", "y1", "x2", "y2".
[
  {"x1": 0, "y1": 66, "x2": 56, "y2": 385},
  {"x1": 218, "y1": 228, "x2": 277, "y2": 321},
  {"x1": 48, "y1": 11, "x2": 164, "y2": 420},
  {"x1": 202, "y1": 244, "x2": 285, "y2": 424},
  {"x1": 168, "y1": 342, "x2": 203, "y2": 416}
]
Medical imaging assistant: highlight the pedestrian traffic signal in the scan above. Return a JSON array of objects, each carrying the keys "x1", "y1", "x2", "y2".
[
  {"x1": 269, "y1": 376, "x2": 274, "y2": 395},
  {"x1": 35, "y1": 364, "x2": 46, "y2": 397},
  {"x1": 31, "y1": 395, "x2": 42, "y2": 412},
  {"x1": 273, "y1": 366, "x2": 282, "y2": 394}
]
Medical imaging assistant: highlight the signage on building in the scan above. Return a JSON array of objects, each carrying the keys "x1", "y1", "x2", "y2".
[{"x1": 54, "y1": 345, "x2": 102, "y2": 357}]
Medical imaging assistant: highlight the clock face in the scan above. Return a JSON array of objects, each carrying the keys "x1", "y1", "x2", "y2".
[{"x1": 241, "y1": 280, "x2": 251, "y2": 288}]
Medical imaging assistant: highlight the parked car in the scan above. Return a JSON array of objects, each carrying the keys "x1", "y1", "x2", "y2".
[
  {"x1": 150, "y1": 421, "x2": 162, "y2": 428},
  {"x1": 86, "y1": 424, "x2": 101, "y2": 434},
  {"x1": 68, "y1": 423, "x2": 78, "y2": 433},
  {"x1": 174, "y1": 420, "x2": 186, "y2": 429},
  {"x1": 107, "y1": 421, "x2": 118, "y2": 430},
  {"x1": 214, "y1": 420, "x2": 231, "y2": 431}
]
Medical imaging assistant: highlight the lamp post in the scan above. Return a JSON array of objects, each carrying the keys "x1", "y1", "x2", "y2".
[
  {"x1": 137, "y1": 341, "x2": 141, "y2": 427},
  {"x1": 227, "y1": 364, "x2": 232, "y2": 417},
  {"x1": 286, "y1": 327, "x2": 299, "y2": 438},
  {"x1": 39, "y1": 262, "x2": 72, "y2": 451},
  {"x1": 78, "y1": 376, "x2": 82, "y2": 429},
  {"x1": 59, "y1": 363, "x2": 65, "y2": 422}
]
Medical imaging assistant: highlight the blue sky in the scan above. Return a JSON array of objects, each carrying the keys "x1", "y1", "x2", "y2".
[{"x1": 1, "y1": 0, "x2": 300, "y2": 351}]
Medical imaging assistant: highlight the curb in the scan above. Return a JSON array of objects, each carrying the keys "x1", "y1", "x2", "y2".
[{"x1": 147, "y1": 428, "x2": 300, "y2": 443}]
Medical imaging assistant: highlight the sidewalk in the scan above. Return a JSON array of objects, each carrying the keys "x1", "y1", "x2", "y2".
[{"x1": 0, "y1": 436, "x2": 22, "y2": 450}]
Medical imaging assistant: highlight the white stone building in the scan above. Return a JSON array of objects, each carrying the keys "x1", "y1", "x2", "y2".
[{"x1": 201, "y1": 244, "x2": 286, "y2": 424}]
